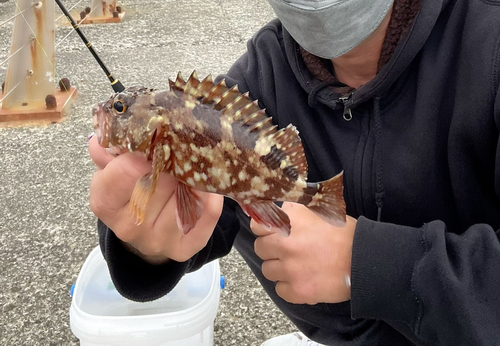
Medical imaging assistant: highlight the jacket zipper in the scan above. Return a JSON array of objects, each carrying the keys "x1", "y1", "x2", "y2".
[{"x1": 339, "y1": 96, "x2": 353, "y2": 121}]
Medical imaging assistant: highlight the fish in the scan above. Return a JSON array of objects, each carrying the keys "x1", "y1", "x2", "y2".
[{"x1": 92, "y1": 71, "x2": 346, "y2": 236}]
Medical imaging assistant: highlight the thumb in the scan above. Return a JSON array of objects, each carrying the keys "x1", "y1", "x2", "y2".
[
  {"x1": 88, "y1": 135, "x2": 114, "y2": 169},
  {"x1": 250, "y1": 218, "x2": 278, "y2": 237}
]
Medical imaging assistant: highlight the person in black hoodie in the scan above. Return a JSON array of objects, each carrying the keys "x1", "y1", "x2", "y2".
[{"x1": 88, "y1": 0, "x2": 500, "y2": 345}]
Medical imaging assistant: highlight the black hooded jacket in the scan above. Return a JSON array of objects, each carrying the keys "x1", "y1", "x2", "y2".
[{"x1": 98, "y1": 0, "x2": 500, "y2": 344}]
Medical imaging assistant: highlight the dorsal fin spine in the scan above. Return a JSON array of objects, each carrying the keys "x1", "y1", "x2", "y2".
[
  {"x1": 195, "y1": 75, "x2": 215, "y2": 100},
  {"x1": 184, "y1": 71, "x2": 201, "y2": 98},
  {"x1": 202, "y1": 79, "x2": 228, "y2": 105},
  {"x1": 216, "y1": 85, "x2": 241, "y2": 109},
  {"x1": 175, "y1": 71, "x2": 186, "y2": 89}
]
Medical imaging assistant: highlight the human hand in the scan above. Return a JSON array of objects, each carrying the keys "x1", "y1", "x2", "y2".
[
  {"x1": 252, "y1": 202, "x2": 356, "y2": 304},
  {"x1": 88, "y1": 136, "x2": 224, "y2": 264}
]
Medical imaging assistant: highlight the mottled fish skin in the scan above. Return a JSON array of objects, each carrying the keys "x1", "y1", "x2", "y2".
[{"x1": 92, "y1": 71, "x2": 346, "y2": 235}]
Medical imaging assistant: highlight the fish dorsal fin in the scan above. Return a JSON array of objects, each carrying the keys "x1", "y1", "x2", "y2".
[
  {"x1": 169, "y1": 71, "x2": 187, "y2": 92},
  {"x1": 214, "y1": 85, "x2": 241, "y2": 110},
  {"x1": 168, "y1": 71, "x2": 307, "y2": 179},
  {"x1": 183, "y1": 71, "x2": 201, "y2": 98},
  {"x1": 170, "y1": 71, "x2": 290, "y2": 149},
  {"x1": 270, "y1": 124, "x2": 308, "y2": 179},
  {"x1": 202, "y1": 79, "x2": 229, "y2": 105},
  {"x1": 196, "y1": 74, "x2": 215, "y2": 98}
]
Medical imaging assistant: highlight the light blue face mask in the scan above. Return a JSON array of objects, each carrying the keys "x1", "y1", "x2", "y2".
[{"x1": 267, "y1": 0, "x2": 394, "y2": 59}]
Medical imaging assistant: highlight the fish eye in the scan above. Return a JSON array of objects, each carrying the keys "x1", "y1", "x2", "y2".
[{"x1": 113, "y1": 100, "x2": 126, "y2": 113}]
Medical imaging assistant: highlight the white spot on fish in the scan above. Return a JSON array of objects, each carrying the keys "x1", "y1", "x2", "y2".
[
  {"x1": 163, "y1": 145, "x2": 171, "y2": 160},
  {"x1": 184, "y1": 162, "x2": 192, "y2": 172},
  {"x1": 208, "y1": 167, "x2": 222, "y2": 178},
  {"x1": 175, "y1": 162, "x2": 184, "y2": 175},
  {"x1": 206, "y1": 185, "x2": 217, "y2": 192},
  {"x1": 250, "y1": 176, "x2": 270, "y2": 192},
  {"x1": 238, "y1": 171, "x2": 248, "y2": 181},
  {"x1": 254, "y1": 138, "x2": 272, "y2": 156},
  {"x1": 186, "y1": 177, "x2": 195, "y2": 186}
]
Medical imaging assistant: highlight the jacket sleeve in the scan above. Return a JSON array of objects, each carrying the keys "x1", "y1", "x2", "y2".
[
  {"x1": 351, "y1": 87, "x2": 500, "y2": 345},
  {"x1": 97, "y1": 35, "x2": 266, "y2": 302},
  {"x1": 98, "y1": 197, "x2": 243, "y2": 302}
]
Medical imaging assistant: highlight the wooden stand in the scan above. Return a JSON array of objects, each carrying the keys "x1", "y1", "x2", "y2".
[
  {"x1": 79, "y1": 11, "x2": 125, "y2": 24},
  {"x1": 0, "y1": 87, "x2": 78, "y2": 127}
]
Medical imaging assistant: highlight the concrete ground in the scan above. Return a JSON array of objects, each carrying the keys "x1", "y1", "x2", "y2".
[{"x1": 0, "y1": 0, "x2": 296, "y2": 345}]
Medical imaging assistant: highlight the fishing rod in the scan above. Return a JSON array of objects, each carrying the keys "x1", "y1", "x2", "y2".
[{"x1": 54, "y1": 0, "x2": 125, "y2": 93}]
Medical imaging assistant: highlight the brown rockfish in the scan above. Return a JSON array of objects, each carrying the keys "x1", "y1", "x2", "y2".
[{"x1": 92, "y1": 71, "x2": 346, "y2": 236}]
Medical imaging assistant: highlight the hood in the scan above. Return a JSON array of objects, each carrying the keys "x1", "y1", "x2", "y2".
[{"x1": 283, "y1": 0, "x2": 445, "y2": 110}]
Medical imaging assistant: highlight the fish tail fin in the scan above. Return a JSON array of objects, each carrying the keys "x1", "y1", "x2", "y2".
[{"x1": 306, "y1": 171, "x2": 346, "y2": 226}]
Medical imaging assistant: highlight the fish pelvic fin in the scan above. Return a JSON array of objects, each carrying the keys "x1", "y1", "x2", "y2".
[
  {"x1": 129, "y1": 143, "x2": 166, "y2": 224},
  {"x1": 239, "y1": 201, "x2": 291, "y2": 237},
  {"x1": 175, "y1": 182, "x2": 204, "y2": 234},
  {"x1": 305, "y1": 171, "x2": 346, "y2": 227}
]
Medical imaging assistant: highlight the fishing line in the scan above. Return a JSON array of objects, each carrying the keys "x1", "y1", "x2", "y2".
[
  {"x1": 55, "y1": 4, "x2": 98, "y2": 48},
  {"x1": 12, "y1": 0, "x2": 58, "y2": 84},
  {"x1": 55, "y1": 0, "x2": 125, "y2": 93},
  {"x1": 55, "y1": 0, "x2": 85, "y2": 22},
  {"x1": 0, "y1": 1, "x2": 40, "y2": 28},
  {"x1": 0, "y1": 37, "x2": 33, "y2": 67},
  {"x1": 0, "y1": 78, "x2": 24, "y2": 103}
]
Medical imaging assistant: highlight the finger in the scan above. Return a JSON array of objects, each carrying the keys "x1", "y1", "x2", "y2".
[
  {"x1": 254, "y1": 233, "x2": 281, "y2": 260},
  {"x1": 140, "y1": 171, "x2": 178, "y2": 224},
  {"x1": 261, "y1": 259, "x2": 285, "y2": 282},
  {"x1": 171, "y1": 193, "x2": 224, "y2": 261},
  {"x1": 250, "y1": 218, "x2": 278, "y2": 237},
  {"x1": 89, "y1": 153, "x2": 153, "y2": 223},
  {"x1": 275, "y1": 281, "x2": 305, "y2": 304},
  {"x1": 88, "y1": 135, "x2": 114, "y2": 169},
  {"x1": 276, "y1": 276, "x2": 351, "y2": 305}
]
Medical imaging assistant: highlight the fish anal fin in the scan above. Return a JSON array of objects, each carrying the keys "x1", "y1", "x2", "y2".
[
  {"x1": 306, "y1": 171, "x2": 346, "y2": 226},
  {"x1": 240, "y1": 201, "x2": 291, "y2": 237},
  {"x1": 176, "y1": 183, "x2": 204, "y2": 234}
]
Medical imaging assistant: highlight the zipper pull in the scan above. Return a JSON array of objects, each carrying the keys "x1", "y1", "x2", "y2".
[{"x1": 339, "y1": 96, "x2": 353, "y2": 121}]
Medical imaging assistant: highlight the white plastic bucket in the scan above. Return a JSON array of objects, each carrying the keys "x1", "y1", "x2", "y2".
[{"x1": 70, "y1": 246, "x2": 221, "y2": 346}]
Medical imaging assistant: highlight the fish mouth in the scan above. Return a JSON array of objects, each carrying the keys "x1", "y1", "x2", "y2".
[{"x1": 92, "y1": 103, "x2": 109, "y2": 147}]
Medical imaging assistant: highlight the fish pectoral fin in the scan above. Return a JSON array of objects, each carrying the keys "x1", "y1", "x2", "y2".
[
  {"x1": 175, "y1": 183, "x2": 204, "y2": 234},
  {"x1": 129, "y1": 143, "x2": 166, "y2": 225},
  {"x1": 130, "y1": 172, "x2": 156, "y2": 225},
  {"x1": 239, "y1": 201, "x2": 291, "y2": 237}
]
